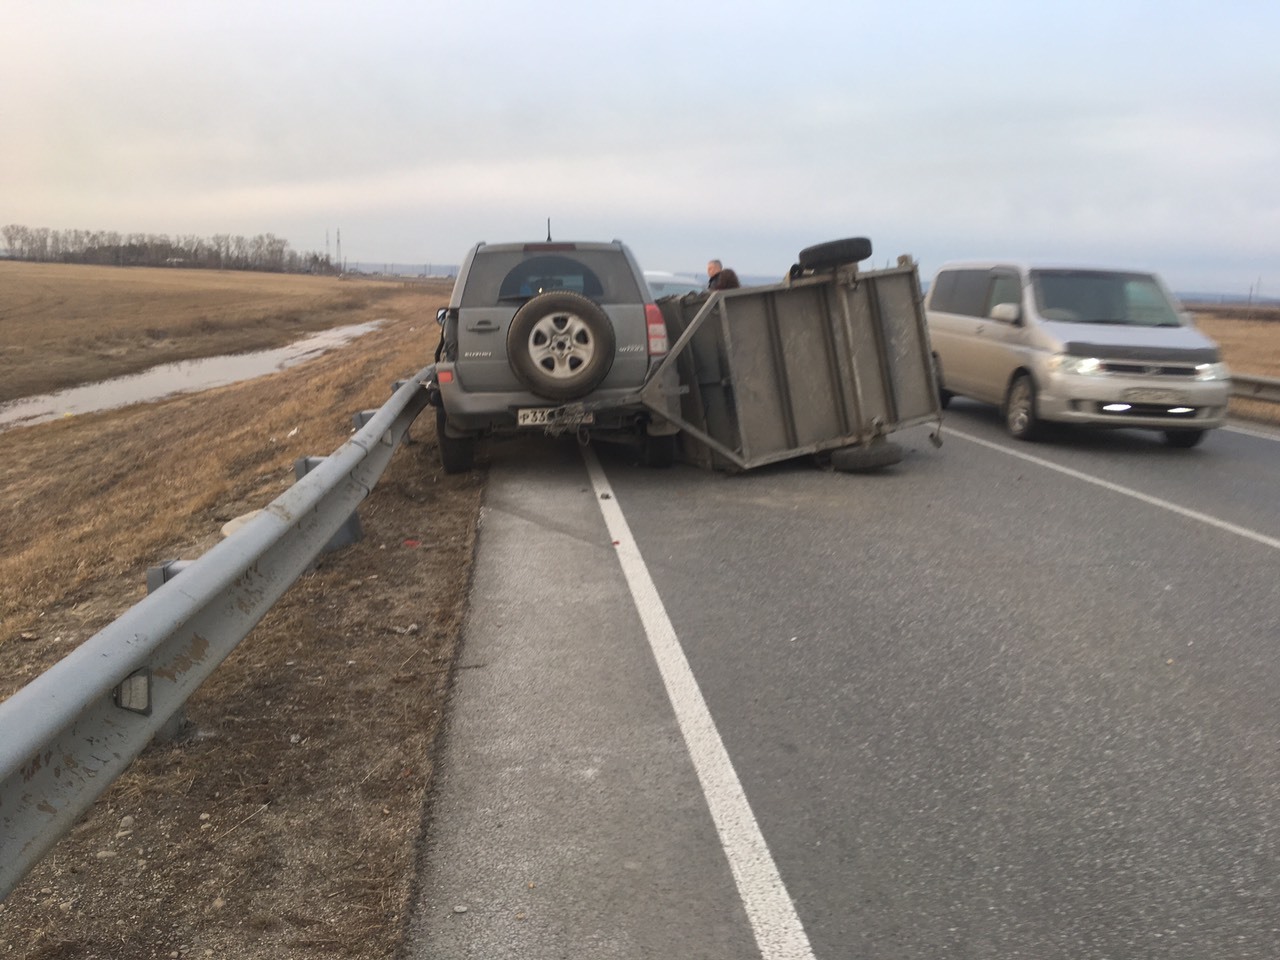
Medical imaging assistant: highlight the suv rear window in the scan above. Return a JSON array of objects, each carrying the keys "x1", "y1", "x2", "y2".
[{"x1": 460, "y1": 249, "x2": 644, "y2": 307}]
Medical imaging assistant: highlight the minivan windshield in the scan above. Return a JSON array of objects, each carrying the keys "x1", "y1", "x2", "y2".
[{"x1": 1030, "y1": 270, "x2": 1183, "y2": 327}]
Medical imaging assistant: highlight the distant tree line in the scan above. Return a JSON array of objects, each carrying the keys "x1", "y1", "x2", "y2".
[{"x1": 0, "y1": 224, "x2": 335, "y2": 274}]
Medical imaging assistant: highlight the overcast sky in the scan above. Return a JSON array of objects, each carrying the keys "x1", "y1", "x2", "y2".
[{"x1": 2, "y1": 0, "x2": 1277, "y2": 294}]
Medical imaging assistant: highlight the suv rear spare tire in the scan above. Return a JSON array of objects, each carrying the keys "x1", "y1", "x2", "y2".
[
  {"x1": 797, "y1": 237, "x2": 874, "y2": 272},
  {"x1": 507, "y1": 291, "x2": 616, "y2": 401}
]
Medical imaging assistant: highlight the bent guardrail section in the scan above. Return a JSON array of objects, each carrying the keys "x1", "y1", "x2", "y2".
[
  {"x1": 0, "y1": 367, "x2": 434, "y2": 901},
  {"x1": 1231, "y1": 373, "x2": 1280, "y2": 405}
]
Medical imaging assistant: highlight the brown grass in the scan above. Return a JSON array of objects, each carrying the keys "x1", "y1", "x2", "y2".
[
  {"x1": 1191, "y1": 308, "x2": 1280, "y2": 426},
  {"x1": 0, "y1": 272, "x2": 455, "y2": 645},
  {"x1": 0, "y1": 261, "x2": 417, "y2": 403},
  {"x1": 0, "y1": 272, "x2": 485, "y2": 958}
]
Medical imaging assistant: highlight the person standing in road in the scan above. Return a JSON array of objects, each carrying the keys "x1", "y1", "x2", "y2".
[{"x1": 706, "y1": 259, "x2": 741, "y2": 290}]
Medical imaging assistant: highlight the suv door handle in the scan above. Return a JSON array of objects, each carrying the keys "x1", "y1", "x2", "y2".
[{"x1": 466, "y1": 319, "x2": 501, "y2": 333}]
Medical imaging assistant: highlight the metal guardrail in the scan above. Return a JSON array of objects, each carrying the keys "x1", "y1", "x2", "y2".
[
  {"x1": 1231, "y1": 373, "x2": 1280, "y2": 405},
  {"x1": 0, "y1": 366, "x2": 435, "y2": 901}
]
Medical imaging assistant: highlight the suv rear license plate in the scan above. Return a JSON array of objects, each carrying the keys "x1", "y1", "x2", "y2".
[
  {"x1": 1123, "y1": 388, "x2": 1183, "y2": 403},
  {"x1": 517, "y1": 408, "x2": 595, "y2": 427}
]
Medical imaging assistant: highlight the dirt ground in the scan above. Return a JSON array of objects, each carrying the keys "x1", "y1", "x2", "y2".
[{"x1": 0, "y1": 267, "x2": 483, "y2": 958}]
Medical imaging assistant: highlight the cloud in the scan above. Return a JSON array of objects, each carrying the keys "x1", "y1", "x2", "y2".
[{"x1": 2, "y1": 0, "x2": 1277, "y2": 292}]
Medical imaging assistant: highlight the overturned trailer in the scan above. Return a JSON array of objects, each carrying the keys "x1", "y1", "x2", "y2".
[
  {"x1": 639, "y1": 249, "x2": 942, "y2": 472},
  {"x1": 524, "y1": 241, "x2": 944, "y2": 472}
]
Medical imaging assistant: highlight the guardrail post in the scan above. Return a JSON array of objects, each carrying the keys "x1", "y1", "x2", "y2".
[
  {"x1": 144, "y1": 559, "x2": 195, "y2": 741},
  {"x1": 294, "y1": 456, "x2": 364, "y2": 552},
  {"x1": 352, "y1": 410, "x2": 378, "y2": 430},
  {"x1": 145, "y1": 558, "x2": 193, "y2": 594}
]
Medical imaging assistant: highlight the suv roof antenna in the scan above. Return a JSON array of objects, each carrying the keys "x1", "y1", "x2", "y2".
[{"x1": 546, "y1": 218, "x2": 552, "y2": 242}]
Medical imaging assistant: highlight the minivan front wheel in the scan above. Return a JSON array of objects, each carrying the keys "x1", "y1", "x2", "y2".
[
  {"x1": 1004, "y1": 374, "x2": 1043, "y2": 441},
  {"x1": 1164, "y1": 429, "x2": 1207, "y2": 449}
]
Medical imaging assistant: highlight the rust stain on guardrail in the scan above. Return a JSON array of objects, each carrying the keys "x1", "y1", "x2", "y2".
[
  {"x1": 154, "y1": 633, "x2": 211, "y2": 682},
  {"x1": 22, "y1": 750, "x2": 53, "y2": 784}
]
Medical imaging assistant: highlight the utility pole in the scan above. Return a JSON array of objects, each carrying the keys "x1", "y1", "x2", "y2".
[{"x1": 336, "y1": 229, "x2": 342, "y2": 275}]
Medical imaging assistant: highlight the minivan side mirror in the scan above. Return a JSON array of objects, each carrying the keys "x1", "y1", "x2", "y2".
[
  {"x1": 989, "y1": 302, "x2": 1022, "y2": 324},
  {"x1": 436, "y1": 307, "x2": 448, "y2": 326}
]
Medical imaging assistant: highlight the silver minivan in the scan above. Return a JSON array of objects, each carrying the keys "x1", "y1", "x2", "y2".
[{"x1": 925, "y1": 262, "x2": 1230, "y2": 447}]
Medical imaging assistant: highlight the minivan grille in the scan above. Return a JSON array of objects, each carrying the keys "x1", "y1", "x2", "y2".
[{"x1": 1100, "y1": 362, "x2": 1199, "y2": 377}]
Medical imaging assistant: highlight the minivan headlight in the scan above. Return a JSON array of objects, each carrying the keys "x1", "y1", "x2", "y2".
[
  {"x1": 1194, "y1": 362, "x2": 1229, "y2": 381},
  {"x1": 1049, "y1": 355, "x2": 1104, "y2": 376}
]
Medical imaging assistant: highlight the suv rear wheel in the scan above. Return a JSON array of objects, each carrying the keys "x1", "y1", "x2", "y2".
[
  {"x1": 640, "y1": 433, "x2": 677, "y2": 468},
  {"x1": 436, "y1": 405, "x2": 475, "y2": 474},
  {"x1": 507, "y1": 291, "x2": 616, "y2": 401}
]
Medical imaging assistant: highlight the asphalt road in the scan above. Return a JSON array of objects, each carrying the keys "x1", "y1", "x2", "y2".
[{"x1": 408, "y1": 409, "x2": 1280, "y2": 959}]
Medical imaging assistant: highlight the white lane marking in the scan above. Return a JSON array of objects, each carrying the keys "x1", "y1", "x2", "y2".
[
  {"x1": 584, "y1": 448, "x2": 815, "y2": 960},
  {"x1": 1225, "y1": 422, "x2": 1280, "y2": 442},
  {"x1": 948, "y1": 428, "x2": 1280, "y2": 552}
]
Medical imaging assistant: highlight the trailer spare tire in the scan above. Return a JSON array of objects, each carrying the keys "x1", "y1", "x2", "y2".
[
  {"x1": 507, "y1": 291, "x2": 615, "y2": 401},
  {"x1": 830, "y1": 439, "x2": 903, "y2": 472},
  {"x1": 797, "y1": 237, "x2": 874, "y2": 271}
]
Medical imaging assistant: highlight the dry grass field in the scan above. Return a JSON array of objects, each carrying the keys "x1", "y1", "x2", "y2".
[
  {"x1": 0, "y1": 266, "x2": 482, "y2": 958},
  {"x1": 0, "y1": 261, "x2": 414, "y2": 403},
  {"x1": 1190, "y1": 305, "x2": 1280, "y2": 426}
]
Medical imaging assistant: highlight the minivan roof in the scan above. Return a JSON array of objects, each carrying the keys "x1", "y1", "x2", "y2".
[{"x1": 933, "y1": 260, "x2": 1160, "y2": 277}]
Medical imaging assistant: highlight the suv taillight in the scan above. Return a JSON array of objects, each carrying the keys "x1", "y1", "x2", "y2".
[{"x1": 645, "y1": 304, "x2": 668, "y2": 357}]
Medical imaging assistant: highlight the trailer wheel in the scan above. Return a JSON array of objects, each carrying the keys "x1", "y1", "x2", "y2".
[
  {"x1": 831, "y1": 439, "x2": 903, "y2": 472},
  {"x1": 508, "y1": 291, "x2": 615, "y2": 401},
  {"x1": 797, "y1": 237, "x2": 874, "y2": 271}
]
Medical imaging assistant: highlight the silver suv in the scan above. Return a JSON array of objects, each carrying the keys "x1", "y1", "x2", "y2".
[{"x1": 430, "y1": 240, "x2": 680, "y2": 472}]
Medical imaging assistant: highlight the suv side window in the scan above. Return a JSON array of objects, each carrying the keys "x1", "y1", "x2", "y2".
[
  {"x1": 932, "y1": 269, "x2": 990, "y2": 317},
  {"x1": 460, "y1": 249, "x2": 643, "y2": 307},
  {"x1": 987, "y1": 274, "x2": 1021, "y2": 317}
]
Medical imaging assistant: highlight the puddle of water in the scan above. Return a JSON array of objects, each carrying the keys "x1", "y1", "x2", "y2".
[{"x1": 0, "y1": 321, "x2": 386, "y2": 432}]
